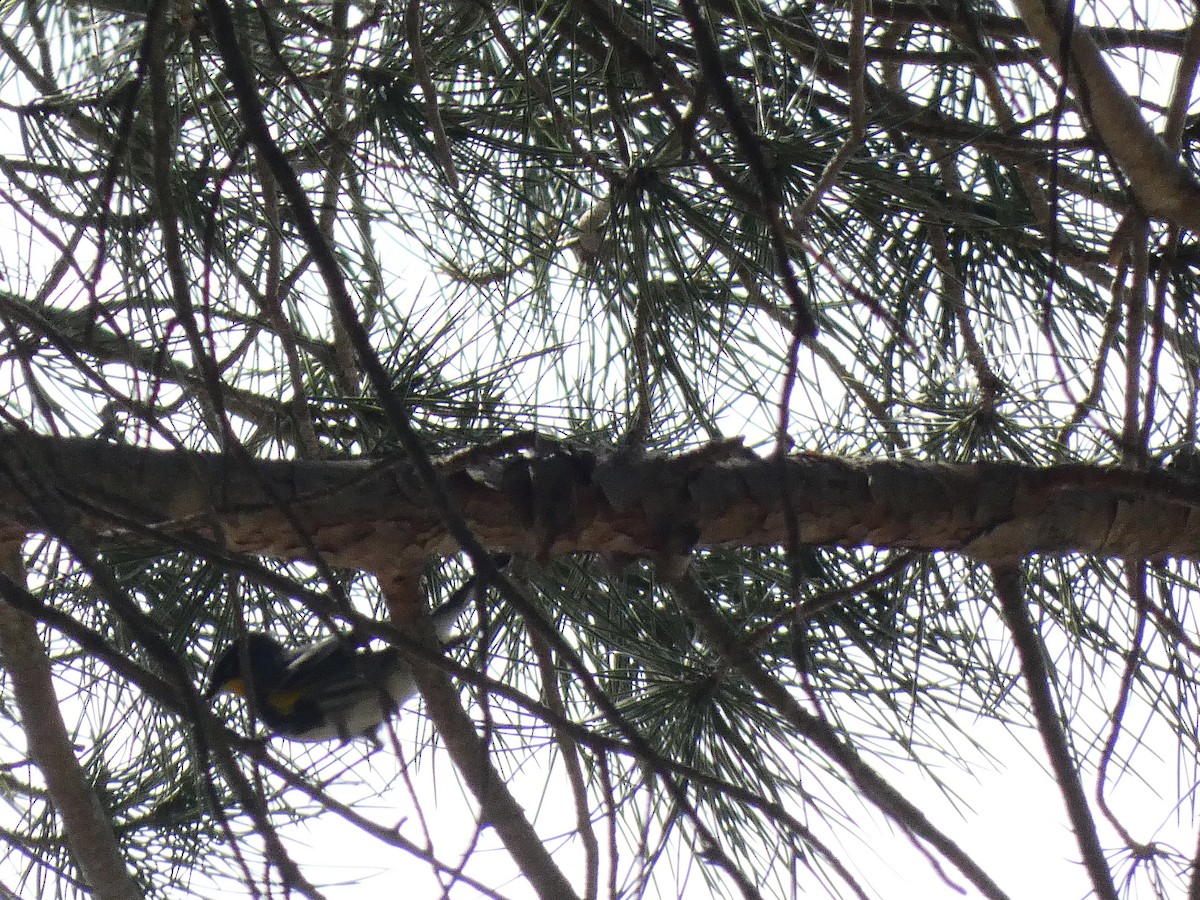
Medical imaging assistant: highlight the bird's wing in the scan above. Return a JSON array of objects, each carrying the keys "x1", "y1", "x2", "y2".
[
  {"x1": 283, "y1": 639, "x2": 408, "y2": 716},
  {"x1": 276, "y1": 637, "x2": 362, "y2": 693}
]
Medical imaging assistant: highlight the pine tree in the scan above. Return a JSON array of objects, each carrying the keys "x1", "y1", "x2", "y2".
[{"x1": 0, "y1": 0, "x2": 1195, "y2": 897}]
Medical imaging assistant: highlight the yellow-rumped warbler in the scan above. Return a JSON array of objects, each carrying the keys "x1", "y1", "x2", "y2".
[{"x1": 206, "y1": 566, "x2": 498, "y2": 742}]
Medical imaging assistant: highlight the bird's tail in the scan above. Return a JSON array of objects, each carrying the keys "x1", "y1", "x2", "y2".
[{"x1": 430, "y1": 553, "x2": 511, "y2": 640}]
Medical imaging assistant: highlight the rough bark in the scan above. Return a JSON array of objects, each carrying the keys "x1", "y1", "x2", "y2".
[
  {"x1": 0, "y1": 431, "x2": 1195, "y2": 568},
  {"x1": 0, "y1": 548, "x2": 141, "y2": 899},
  {"x1": 1011, "y1": 0, "x2": 1200, "y2": 228}
]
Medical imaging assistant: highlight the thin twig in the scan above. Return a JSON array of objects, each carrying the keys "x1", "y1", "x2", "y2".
[
  {"x1": 1056, "y1": 286, "x2": 1122, "y2": 450},
  {"x1": 256, "y1": 157, "x2": 321, "y2": 457},
  {"x1": 1119, "y1": 231, "x2": 1149, "y2": 464},
  {"x1": 791, "y1": 0, "x2": 866, "y2": 234},
  {"x1": 929, "y1": 213, "x2": 1003, "y2": 409},
  {"x1": 147, "y1": 0, "x2": 229, "y2": 442},
  {"x1": 247, "y1": 744, "x2": 512, "y2": 900},
  {"x1": 989, "y1": 562, "x2": 1118, "y2": 900},
  {"x1": 676, "y1": 0, "x2": 816, "y2": 341},
  {"x1": 406, "y1": 0, "x2": 459, "y2": 191},
  {"x1": 317, "y1": 0, "x2": 361, "y2": 396},
  {"x1": 529, "y1": 627, "x2": 600, "y2": 900},
  {"x1": 1094, "y1": 562, "x2": 1149, "y2": 850}
]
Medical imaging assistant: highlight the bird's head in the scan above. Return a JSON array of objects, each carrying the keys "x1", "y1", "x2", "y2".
[{"x1": 205, "y1": 633, "x2": 287, "y2": 700}]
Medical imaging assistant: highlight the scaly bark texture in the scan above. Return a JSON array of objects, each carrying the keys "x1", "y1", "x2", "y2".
[{"x1": 0, "y1": 431, "x2": 1196, "y2": 570}]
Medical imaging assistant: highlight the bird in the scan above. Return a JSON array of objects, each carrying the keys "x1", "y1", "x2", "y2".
[{"x1": 205, "y1": 563, "x2": 500, "y2": 742}]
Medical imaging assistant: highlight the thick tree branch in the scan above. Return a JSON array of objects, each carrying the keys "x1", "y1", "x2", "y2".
[
  {"x1": 0, "y1": 546, "x2": 140, "y2": 900},
  {"x1": 1010, "y1": 0, "x2": 1200, "y2": 228},
  {"x1": 862, "y1": 3, "x2": 1186, "y2": 54},
  {"x1": 1, "y1": 431, "x2": 1200, "y2": 570}
]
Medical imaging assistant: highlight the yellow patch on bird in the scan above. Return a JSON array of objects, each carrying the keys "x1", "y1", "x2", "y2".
[
  {"x1": 266, "y1": 690, "x2": 302, "y2": 714},
  {"x1": 223, "y1": 677, "x2": 246, "y2": 697}
]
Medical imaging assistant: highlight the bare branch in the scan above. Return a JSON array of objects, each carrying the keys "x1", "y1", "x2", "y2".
[
  {"x1": 990, "y1": 562, "x2": 1118, "y2": 900},
  {"x1": 1011, "y1": 0, "x2": 1200, "y2": 228},
  {"x1": 0, "y1": 545, "x2": 140, "y2": 900}
]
